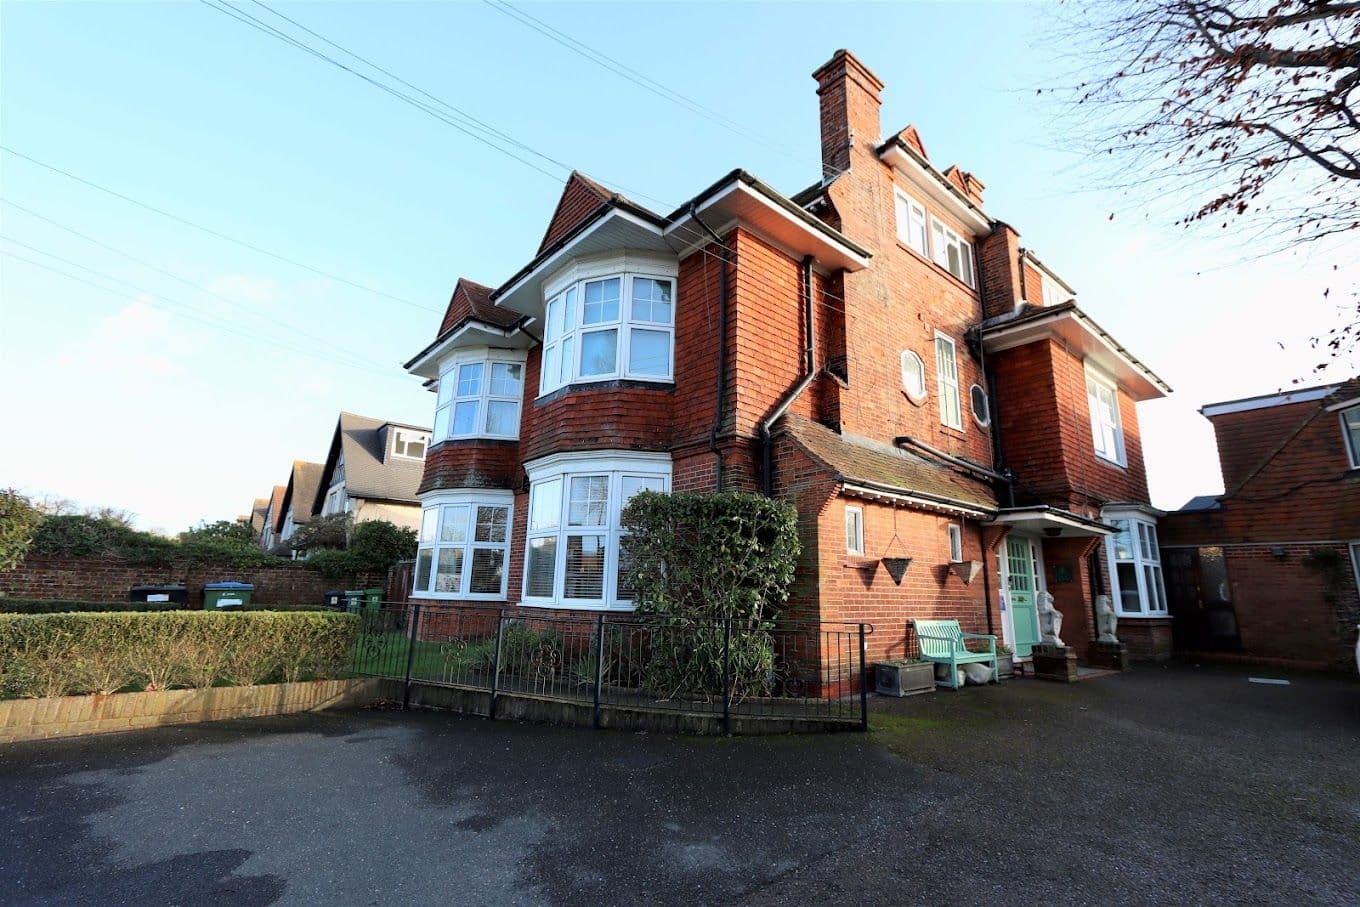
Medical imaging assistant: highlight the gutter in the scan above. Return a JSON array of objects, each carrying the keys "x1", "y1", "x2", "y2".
[{"x1": 893, "y1": 435, "x2": 1008, "y2": 484}]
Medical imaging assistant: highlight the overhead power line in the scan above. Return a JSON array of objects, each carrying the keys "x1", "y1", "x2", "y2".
[{"x1": 0, "y1": 146, "x2": 439, "y2": 314}]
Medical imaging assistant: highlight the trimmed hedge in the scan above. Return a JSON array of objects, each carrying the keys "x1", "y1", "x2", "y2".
[
  {"x1": 0, "y1": 611, "x2": 359, "y2": 699},
  {"x1": 0, "y1": 599, "x2": 338, "y2": 614}
]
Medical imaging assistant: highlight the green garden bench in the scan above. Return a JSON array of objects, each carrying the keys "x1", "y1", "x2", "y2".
[{"x1": 911, "y1": 619, "x2": 998, "y2": 690}]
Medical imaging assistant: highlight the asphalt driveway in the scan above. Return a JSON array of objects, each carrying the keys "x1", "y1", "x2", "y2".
[{"x1": 2, "y1": 663, "x2": 1357, "y2": 906}]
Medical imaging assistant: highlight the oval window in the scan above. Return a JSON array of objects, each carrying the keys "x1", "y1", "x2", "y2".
[
  {"x1": 970, "y1": 383, "x2": 991, "y2": 427},
  {"x1": 901, "y1": 350, "x2": 927, "y2": 403}
]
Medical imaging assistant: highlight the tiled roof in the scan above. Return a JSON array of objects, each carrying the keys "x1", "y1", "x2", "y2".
[
  {"x1": 437, "y1": 277, "x2": 521, "y2": 337},
  {"x1": 283, "y1": 461, "x2": 325, "y2": 525},
  {"x1": 314, "y1": 412, "x2": 430, "y2": 511},
  {"x1": 780, "y1": 414, "x2": 998, "y2": 513},
  {"x1": 268, "y1": 484, "x2": 287, "y2": 533}
]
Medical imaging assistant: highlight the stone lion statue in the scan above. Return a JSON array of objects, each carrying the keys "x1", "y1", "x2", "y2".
[{"x1": 1038, "y1": 590, "x2": 1064, "y2": 647}]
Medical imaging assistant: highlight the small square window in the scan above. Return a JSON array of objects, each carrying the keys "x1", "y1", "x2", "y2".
[{"x1": 845, "y1": 506, "x2": 864, "y2": 555}]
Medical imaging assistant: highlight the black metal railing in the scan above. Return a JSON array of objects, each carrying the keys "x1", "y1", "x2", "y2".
[{"x1": 347, "y1": 602, "x2": 873, "y2": 731}]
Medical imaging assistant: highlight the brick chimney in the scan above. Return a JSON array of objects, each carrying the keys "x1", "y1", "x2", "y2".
[
  {"x1": 977, "y1": 222, "x2": 1023, "y2": 320},
  {"x1": 812, "y1": 50, "x2": 884, "y2": 179}
]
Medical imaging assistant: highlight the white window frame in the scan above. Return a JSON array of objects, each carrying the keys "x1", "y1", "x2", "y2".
[
  {"x1": 412, "y1": 490, "x2": 514, "y2": 601},
  {"x1": 1340, "y1": 405, "x2": 1360, "y2": 469},
  {"x1": 1086, "y1": 364, "x2": 1127, "y2": 466},
  {"x1": 969, "y1": 383, "x2": 990, "y2": 428},
  {"x1": 538, "y1": 265, "x2": 677, "y2": 396},
  {"x1": 1041, "y1": 275, "x2": 1070, "y2": 307},
  {"x1": 934, "y1": 331, "x2": 963, "y2": 431},
  {"x1": 947, "y1": 523, "x2": 963, "y2": 563},
  {"x1": 521, "y1": 452, "x2": 672, "y2": 611},
  {"x1": 929, "y1": 216, "x2": 975, "y2": 288},
  {"x1": 434, "y1": 348, "x2": 526, "y2": 442},
  {"x1": 391, "y1": 428, "x2": 430, "y2": 460},
  {"x1": 845, "y1": 505, "x2": 865, "y2": 555},
  {"x1": 323, "y1": 483, "x2": 345, "y2": 516},
  {"x1": 893, "y1": 187, "x2": 929, "y2": 258},
  {"x1": 1103, "y1": 513, "x2": 1168, "y2": 618},
  {"x1": 1350, "y1": 541, "x2": 1360, "y2": 594},
  {"x1": 900, "y1": 350, "x2": 927, "y2": 403}
]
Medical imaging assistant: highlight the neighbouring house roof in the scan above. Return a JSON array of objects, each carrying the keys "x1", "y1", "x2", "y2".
[
  {"x1": 780, "y1": 414, "x2": 998, "y2": 516},
  {"x1": 1200, "y1": 381, "x2": 1342, "y2": 417},
  {"x1": 1179, "y1": 495, "x2": 1223, "y2": 513},
  {"x1": 978, "y1": 301, "x2": 1171, "y2": 400},
  {"x1": 279, "y1": 461, "x2": 324, "y2": 527},
  {"x1": 249, "y1": 497, "x2": 268, "y2": 533},
  {"x1": 267, "y1": 484, "x2": 287, "y2": 533},
  {"x1": 313, "y1": 412, "x2": 431, "y2": 513}
]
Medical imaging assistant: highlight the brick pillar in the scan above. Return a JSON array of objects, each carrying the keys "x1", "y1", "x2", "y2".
[{"x1": 977, "y1": 222, "x2": 1022, "y2": 320}]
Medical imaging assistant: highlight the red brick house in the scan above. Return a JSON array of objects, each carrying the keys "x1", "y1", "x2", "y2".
[
  {"x1": 402, "y1": 49, "x2": 1172, "y2": 668},
  {"x1": 1160, "y1": 379, "x2": 1360, "y2": 670}
]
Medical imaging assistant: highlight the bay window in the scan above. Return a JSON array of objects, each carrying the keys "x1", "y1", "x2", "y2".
[
  {"x1": 413, "y1": 492, "x2": 513, "y2": 599},
  {"x1": 523, "y1": 453, "x2": 671, "y2": 610},
  {"x1": 433, "y1": 352, "x2": 525, "y2": 442},
  {"x1": 1104, "y1": 515, "x2": 1167, "y2": 617},
  {"x1": 540, "y1": 272, "x2": 675, "y2": 394}
]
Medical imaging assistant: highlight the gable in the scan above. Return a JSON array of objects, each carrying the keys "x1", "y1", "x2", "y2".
[
  {"x1": 537, "y1": 171, "x2": 612, "y2": 253},
  {"x1": 437, "y1": 278, "x2": 516, "y2": 337}
]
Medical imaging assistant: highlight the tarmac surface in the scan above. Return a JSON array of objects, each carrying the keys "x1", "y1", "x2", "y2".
[{"x1": 2, "y1": 662, "x2": 1357, "y2": 905}]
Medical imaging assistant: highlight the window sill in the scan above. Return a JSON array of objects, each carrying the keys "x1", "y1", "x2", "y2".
[
  {"x1": 1094, "y1": 454, "x2": 1128, "y2": 471},
  {"x1": 843, "y1": 556, "x2": 877, "y2": 570},
  {"x1": 428, "y1": 437, "x2": 520, "y2": 453},
  {"x1": 535, "y1": 378, "x2": 675, "y2": 406},
  {"x1": 895, "y1": 240, "x2": 979, "y2": 296},
  {"x1": 411, "y1": 593, "x2": 508, "y2": 602},
  {"x1": 1114, "y1": 612, "x2": 1171, "y2": 620},
  {"x1": 518, "y1": 599, "x2": 636, "y2": 613}
]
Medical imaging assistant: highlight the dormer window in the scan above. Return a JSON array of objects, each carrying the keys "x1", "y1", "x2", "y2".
[
  {"x1": 434, "y1": 352, "x2": 525, "y2": 442},
  {"x1": 392, "y1": 428, "x2": 429, "y2": 459},
  {"x1": 1341, "y1": 405, "x2": 1360, "y2": 468},
  {"x1": 540, "y1": 272, "x2": 675, "y2": 395}
]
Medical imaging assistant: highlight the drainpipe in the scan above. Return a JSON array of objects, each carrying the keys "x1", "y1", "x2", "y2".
[
  {"x1": 760, "y1": 256, "x2": 819, "y2": 496},
  {"x1": 692, "y1": 204, "x2": 730, "y2": 491}
]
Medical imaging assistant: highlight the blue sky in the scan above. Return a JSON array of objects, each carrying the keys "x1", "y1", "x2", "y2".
[{"x1": 1, "y1": 1, "x2": 1354, "y2": 532}]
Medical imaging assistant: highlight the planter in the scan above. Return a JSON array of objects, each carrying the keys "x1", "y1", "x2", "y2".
[
  {"x1": 874, "y1": 660, "x2": 935, "y2": 697},
  {"x1": 996, "y1": 654, "x2": 1014, "y2": 680}
]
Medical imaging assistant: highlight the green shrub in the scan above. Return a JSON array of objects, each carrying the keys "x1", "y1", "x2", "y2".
[
  {"x1": 0, "y1": 489, "x2": 42, "y2": 571},
  {"x1": 27, "y1": 514, "x2": 281, "y2": 568},
  {"x1": 620, "y1": 491, "x2": 800, "y2": 700},
  {"x1": 0, "y1": 611, "x2": 358, "y2": 699},
  {"x1": 302, "y1": 519, "x2": 416, "y2": 578}
]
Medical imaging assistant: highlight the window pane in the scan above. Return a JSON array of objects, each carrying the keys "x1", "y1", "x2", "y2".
[
  {"x1": 901, "y1": 351, "x2": 925, "y2": 399},
  {"x1": 542, "y1": 345, "x2": 560, "y2": 390},
  {"x1": 616, "y1": 542, "x2": 637, "y2": 601},
  {"x1": 1117, "y1": 563, "x2": 1141, "y2": 612},
  {"x1": 470, "y1": 549, "x2": 505, "y2": 595},
  {"x1": 1343, "y1": 407, "x2": 1360, "y2": 464},
  {"x1": 485, "y1": 400, "x2": 518, "y2": 436},
  {"x1": 560, "y1": 335, "x2": 575, "y2": 383},
  {"x1": 437, "y1": 375, "x2": 454, "y2": 405},
  {"x1": 621, "y1": 475, "x2": 664, "y2": 506},
  {"x1": 474, "y1": 505, "x2": 508, "y2": 543},
  {"x1": 1113, "y1": 520, "x2": 1135, "y2": 561},
  {"x1": 456, "y1": 362, "x2": 483, "y2": 397},
  {"x1": 434, "y1": 548, "x2": 463, "y2": 593},
  {"x1": 568, "y1": 475, "x2": 609, "y2": 526},
  {"x1": 563, "y1": 286, "x2": 577, "y2": 330},
  {"x1": 628, "y1": 329, "x2": 670, "y2": 376},
  {"x1": 452, "y1": 401, "x2": 479, "y2": 435},
  {"x1": 440, "y1": 505, "x2": 468, "y2": 543},
  {"x1": 420, "y1": 508, "x2": 438, "y2": 543},
  {"x1": 530, "y1": 478, "x2": 561, "y2": 530},
  {"x1": 631, "y1": 277, "x2": 673, "y2": 323},
  {"x1": 583, "y1": 277, "x2": 620, "y2": 324},
  {"x1": 490, "y1": 362, "x2": 522, "y2": 396},
  {"x1": 526, "y1": 537, "x2": 557, "y2": 597},
  {"x1": 546, "y1": 296, "x2": 563, "y2": 341},
  {"x1": 580, "y1": 330, "x2": 617, "y2": 376},
  {"x1": 564, "y1": 534, "x2": 606, "y2": 599},
  {"x1": 414, "y1": 548, "x2": 433, "y2": 592},
  {"x1": 1145, "y1": 525, "x2": 1160, "y2": 561}
]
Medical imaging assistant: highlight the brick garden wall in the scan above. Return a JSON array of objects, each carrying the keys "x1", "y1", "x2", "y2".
[{"x1": 0, "y1": 555, "x2": 390, "y2": 608}]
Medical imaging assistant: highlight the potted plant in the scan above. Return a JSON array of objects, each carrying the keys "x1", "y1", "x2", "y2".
[
  {"x1": 995, "y1": 644, "x2": 1014, "y2": 680},
  {"x1": 874, "y1": 658, "x2": 935, "y2": 697}
]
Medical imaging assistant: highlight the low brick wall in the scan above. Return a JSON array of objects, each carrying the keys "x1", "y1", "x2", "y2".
[
  {"x1": 0, "y1": 678, "x2": 383, "y2": 744},
  {"x1": 0, "y1": 554, "x2": 390, "y2": 607}
]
